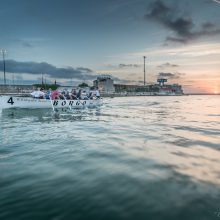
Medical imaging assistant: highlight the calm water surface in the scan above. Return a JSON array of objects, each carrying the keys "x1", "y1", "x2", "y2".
[{"x1": 0, "y1": 95, "x2": 220, "y2": 220}]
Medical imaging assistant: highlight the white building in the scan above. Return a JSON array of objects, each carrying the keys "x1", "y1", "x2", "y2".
[{"x1": 93, "y1": 75, "x2": 115, "y2": 93}]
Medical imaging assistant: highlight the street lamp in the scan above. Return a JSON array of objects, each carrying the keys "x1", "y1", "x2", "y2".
[{"x1": 1, "y1": 49, "x2": 7, "y2": 85}]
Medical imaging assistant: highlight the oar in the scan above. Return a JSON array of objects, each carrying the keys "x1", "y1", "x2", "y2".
[
  {"x1": 49, "y1": 96, "x2": 55, "y2": 112},
  {"x1": 49, "y1": 96, "x2": 61, "y2": 118},
  {"x1": 63, "y1": 95, "x2": 72, "y2": 111}
]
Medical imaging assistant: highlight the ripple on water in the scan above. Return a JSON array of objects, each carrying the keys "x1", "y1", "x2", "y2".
[{"x1": 0, "y1": 96, "x2": 220, "y2": 220}]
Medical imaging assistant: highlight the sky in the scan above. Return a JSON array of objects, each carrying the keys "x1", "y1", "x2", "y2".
[{"x1": 0, "y1": 0, "x2": 220, "y2": 93}]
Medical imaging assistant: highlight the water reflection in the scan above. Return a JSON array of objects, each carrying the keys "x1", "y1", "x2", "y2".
[
  {"x1": 0, "y1": 96, "x2": 220, "y2": 220},
  {"x1": 1, "y1": 107, "x2": 104, "y2": 122}
]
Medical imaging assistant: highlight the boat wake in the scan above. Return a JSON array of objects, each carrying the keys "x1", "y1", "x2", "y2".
[{"x1": 0, "y1": 107, "x2": 105, "y2": 123}]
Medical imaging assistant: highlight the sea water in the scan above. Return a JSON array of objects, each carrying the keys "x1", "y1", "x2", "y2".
[{"x1": 0, "y1": 95, "x2": 220, "y2": 220}]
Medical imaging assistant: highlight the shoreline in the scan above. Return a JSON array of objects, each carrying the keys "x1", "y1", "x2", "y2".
[{"x1": 0, "y1": 92, "x2": 219, "y2": 97}]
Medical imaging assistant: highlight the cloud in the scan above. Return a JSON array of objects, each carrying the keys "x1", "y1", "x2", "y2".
[
  {"x1": 76, "y1": 67, "x2": 93, "y2": 72},
  {"x1": 0, "y1": 59, "x2": 95, "y2": 80},
  {"x1": 157, "y1": 72, "x2": 185, "y2": 79},
  {"x1": 145, "y1": 0, "x2": 220, "y2": 43},
  {"x1": 202, "y1": 22, "x2": 215, "y2": 29},
  {"x1": 11, "y1": 38, "x2": 34, "y2": 48},
  {"x1": 157, "y1": 62, "x2": 179, "y2": 68},
  {"x1": 22, "y1": 42, "x2": 33, "y2": 48},
  {"x1": 212, "y1": 0, "x2": 220, "y2": 4},
  {"x1": 0, "y1": 60, "x2": 137, "y2": 85},
  {"x1": 119, "y1": 63, "x2": 140, "y2": 68}
]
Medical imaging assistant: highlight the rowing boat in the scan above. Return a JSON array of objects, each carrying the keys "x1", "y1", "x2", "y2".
[{"x1": 0, "y1": 95, "x2": 102, "y2": 110}]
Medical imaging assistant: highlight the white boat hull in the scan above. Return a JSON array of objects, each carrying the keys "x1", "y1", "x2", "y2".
[{"x1": 0, "y1": 96, "x2": 102, "y2": 110}]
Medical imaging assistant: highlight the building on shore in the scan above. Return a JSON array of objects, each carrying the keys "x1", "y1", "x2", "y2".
[
  {"x1": 156, "y1": 78, "x2": 183, "y2": 95},
  {"x1": 93, "y1": 74, "x2": 115, "y2": 93},
  {"x1": 0, "y1": 75, "x2": 183, "y2": 96},
  {"x1": 114, "y1": 84, "x2": 160, "y2": 93},
  {"x1": 93, "y1": 75, "x2": 183, "y2": 95},
  {"x1": 114, "y1": 84, "x2": 142, "y2": 93}
]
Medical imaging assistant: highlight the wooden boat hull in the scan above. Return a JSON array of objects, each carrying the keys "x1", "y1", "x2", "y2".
[{"x1": 0, "y1": 96, "x2": 102, "y2": 110}]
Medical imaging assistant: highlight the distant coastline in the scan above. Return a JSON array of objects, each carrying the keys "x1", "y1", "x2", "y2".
[
  {"x1": 185, "y1": 93, "x2": 220, "y2": 95},
  {"x1": 0, "y1": 84, "x2": 219, "y2": 96}
]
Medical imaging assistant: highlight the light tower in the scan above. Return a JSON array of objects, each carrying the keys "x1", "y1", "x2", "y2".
[
  {"x1": 143, "y1": 56, "x2": 146, "y2": 86},
  {"x1": 1, "y1": 49, "x2": 7, "y2": 85}
]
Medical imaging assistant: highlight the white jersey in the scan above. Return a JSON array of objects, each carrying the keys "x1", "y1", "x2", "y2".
[
  {"x1": 31, "y1": 91, "x2": 45, "y2": 98},
  {"x1": 96, "y1": 90, "x2": 100, "y2": 97}
]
